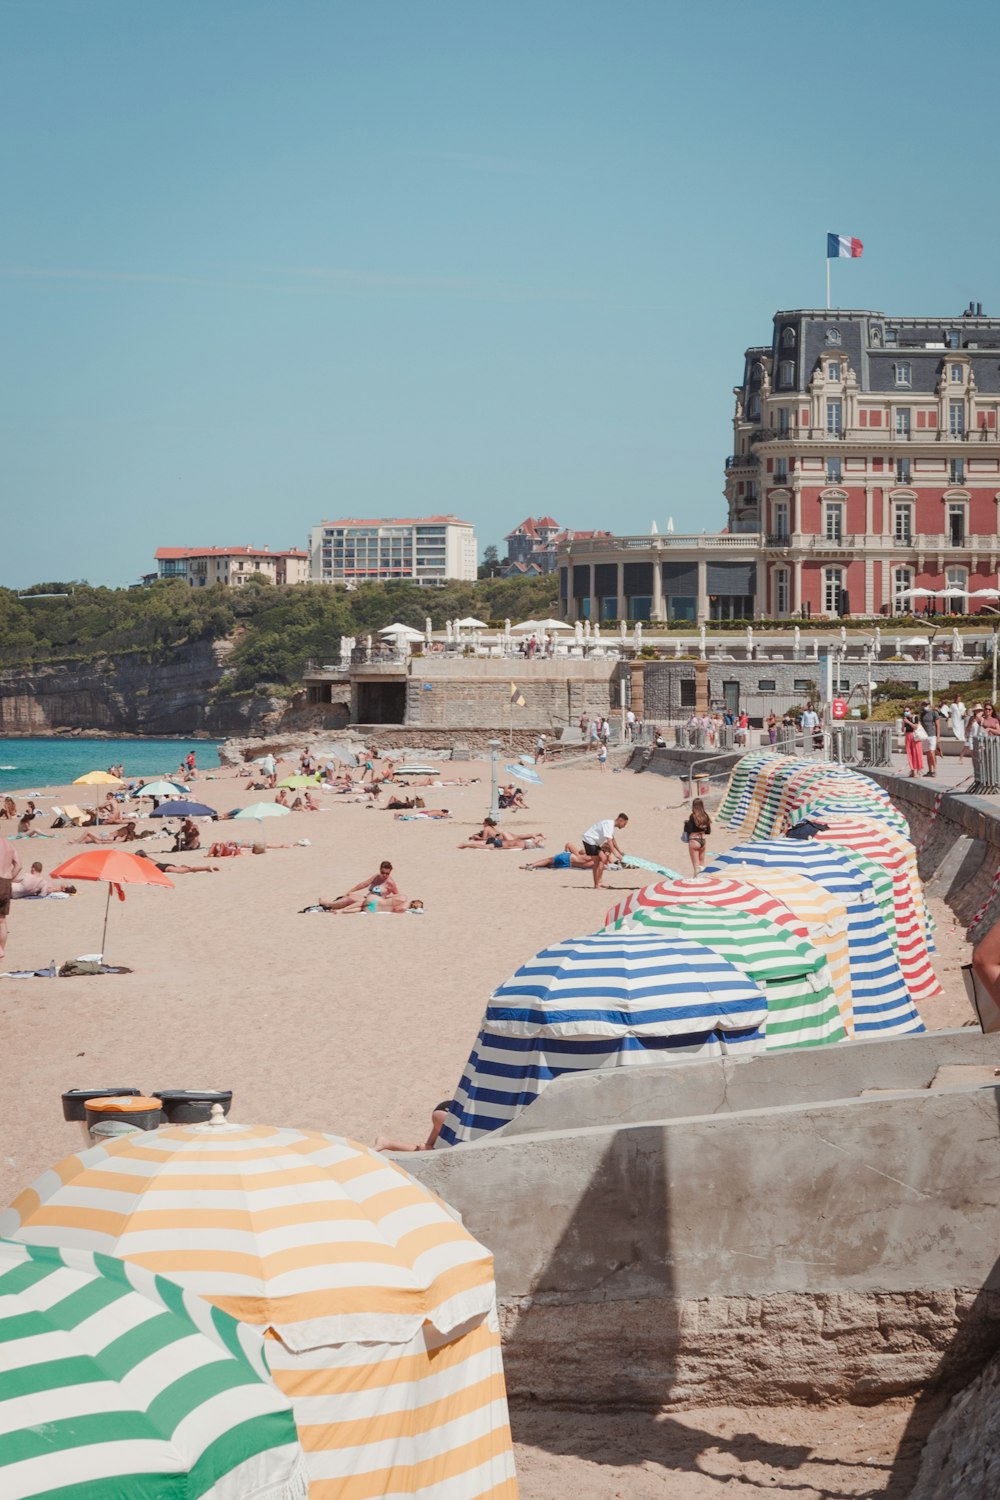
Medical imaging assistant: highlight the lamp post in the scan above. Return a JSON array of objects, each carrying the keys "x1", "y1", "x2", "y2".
[
  {"x1": 487, "y1": 739, "x2": 501, "y2": 823},
  {"x1": 927, "y1": 623, "x2": 941, "y2": 708}
]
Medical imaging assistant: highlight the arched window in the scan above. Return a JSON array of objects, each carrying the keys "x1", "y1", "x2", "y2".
[
  {"x1": 778, "y1": 361, "x2": 795, "y2": 388},
  {"x1": 781, "y1": 327, "x2": 796, "y2": 348}
]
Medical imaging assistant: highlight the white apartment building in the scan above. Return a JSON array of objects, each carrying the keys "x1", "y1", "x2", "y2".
[{"x1": 309, "y1": 515, "x2": 477, "y2": 585}]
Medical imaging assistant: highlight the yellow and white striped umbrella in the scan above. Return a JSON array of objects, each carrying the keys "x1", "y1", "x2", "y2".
[
  {"x1": 713, "y1": 865, "x2": 854, "y2": 1035},
  {"x1": 0, "y1": 1123, "x2": 518, "y2": 1500}
]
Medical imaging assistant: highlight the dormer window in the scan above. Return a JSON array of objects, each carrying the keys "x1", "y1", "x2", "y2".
[
  {"x1": 894, "y1": 361, "x2": 912, "y2": 387},
  {"x1": 827, "y1": 361, "x2": 841, "y2": 382},
  {"x1": 946, "y1": 331, "x2": 960, "y2": 350},
  {"x1": 780, "y1": 327, "x2": 796, "y2": 348},
  {"x1": 778, "y1": 361, "x2": 795, "y2": 388},
  {"x1": 950, "y1": 363, "x2": 964, "y2": 383}
]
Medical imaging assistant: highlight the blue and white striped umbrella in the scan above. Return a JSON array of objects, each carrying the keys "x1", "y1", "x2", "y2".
[
  {"x1": 505, "y1": 763, "x2": 542, "y2": 785},
  {"x1": 709, "y1": 841, "x2": 923, "y2": 1036},
  {"x1": 438, "y1": 932, "x2": 768, "y2": 1146}
]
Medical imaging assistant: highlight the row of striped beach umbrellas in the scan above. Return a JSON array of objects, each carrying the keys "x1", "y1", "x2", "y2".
[
  {"x1": 438, "y1": 753, "x2": 935, "y2": 1148},
  {"x1": 0, "y1": 1120, "x2": 518, "y2": 1497}
]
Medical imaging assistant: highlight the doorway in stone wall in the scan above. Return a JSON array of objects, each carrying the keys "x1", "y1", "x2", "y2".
[{"x1": 722, "y1": 681, "x2": 740, "y2": 715}]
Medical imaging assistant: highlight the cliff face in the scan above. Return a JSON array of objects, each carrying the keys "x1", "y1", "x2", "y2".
[{"x1": 0, "y1": 642, "x2": 280, "y2": 736}]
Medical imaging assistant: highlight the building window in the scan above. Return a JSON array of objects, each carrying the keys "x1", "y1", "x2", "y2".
[
  {"x1": 774, "y1": 567, "x2": 789, "y2": 615},
  {"x1": 950, "y1": 363, "x2": 964, "y2": 383},
  {"x1": 893, "y1": 568, "x2": 914, "y2": 612},
  {"x1": 895, "y1": 407, "x2": 911, "y2": 436},
  {"x1": 747, "y1": 394, "x2": 760, "y2": 420},
  {"x1": 885, "y1": 327, "x2": 898, "y2": 346},
  {"x1": 826, "y1": 456, "x2": 842, "y2": 483},
  {"x1": 778, "y1": 406, "x2": 789, "y2": 436},
  {"x1": 778, "y1": 361, "x2": 795, "y2": 388},
  {"x1": 896, "y1": 457, "x2": 911, "y2": 483},
  {"x1": 679, "y1": 679, "x2": 697, "y2": 709},
  {"x1": 894, "y1": 503, "x2": 913, "y2": 544},
  {"x1": 945, "y1": 564, "x2": 968, "y2": 609},
  {"x1": 826, "y1": 399, "x2": 843, "y2": 435},
  {"x1": 949, "y1": 399, "x2": 965, "y2": 435},
  {"x1": 827, "y1": 361, "x2": 841, "y2": 382},
  {"x1": 823, "y1": 567, "x2": 846, "y2": 615},
  {"x1": 781, "y1": 327, "x2": 796, "y2": 348},
  {"x1": 793, "y1": 679, "x2": 814, "y2": 695},
  {"x1": 948, "y1": 501, "x2": 966, "y2": 547},
  {"x1": 824, "y1": 502, "x2": 845, "y2": 543},
  {"x1": 894, "y1": 361, "x2": 912, "y2": 386},
  {"x1": 771, "y1": 500, "x2": 789, "y2": 539},
  {"x1": 758, "y1": 679, "x2": 778, "y2": 692},
  {"x1": 774, "y1": 459, "x2": 788, "y2": 484},
  {"x1": 947, "y1": 330, "x2": 960, "y2": 350},
  {"x1": 950, "y1": 458, "x2": 965, "y2": 483}
]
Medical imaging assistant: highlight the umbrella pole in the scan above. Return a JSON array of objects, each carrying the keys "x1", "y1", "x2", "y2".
[{"x1": 100, "y1": 884, "x2": 112, "y2": 959}]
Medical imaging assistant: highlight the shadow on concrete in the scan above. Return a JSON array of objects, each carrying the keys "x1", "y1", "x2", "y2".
[
  {"x1": 506, "y1": 1128, "x2": 826, "y2": 1493},
  {"x1": 885, "y1": 1085, "x2": 1000, "y2": 1496}
]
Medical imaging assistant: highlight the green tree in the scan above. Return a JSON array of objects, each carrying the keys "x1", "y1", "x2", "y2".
[{"x1": 478, "y1": 544, "x2": 502, "y2": 579}]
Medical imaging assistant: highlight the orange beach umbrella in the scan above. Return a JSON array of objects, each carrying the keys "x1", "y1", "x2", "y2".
[{"x1": 50, "y1": 848, "x2": 173, "y2": 957}]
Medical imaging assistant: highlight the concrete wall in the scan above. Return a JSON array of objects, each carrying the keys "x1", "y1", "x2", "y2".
[
  {"x1": 495, "y1": 1028, "x2": 1000, "y2": 1138},
  {"x1": 404, "y1": 1063, "x2": 1000, "y2": 1407},
  {"x1": 399, "y1": 657, "x2": 618, "y2": 730}
]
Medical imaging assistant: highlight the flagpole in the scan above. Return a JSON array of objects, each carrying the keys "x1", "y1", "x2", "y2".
[{"x1": 826, "y1": 255, "x2": 831, "y2": 311}]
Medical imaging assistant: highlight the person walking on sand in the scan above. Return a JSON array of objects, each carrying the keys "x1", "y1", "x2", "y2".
[
  {"x1": 683, "y1": 798, "x2": 712, "y2": 876},
  {"x1": 597, "y1": 741, "x2": 608, "y2": 771},
  {"x1": 0, "y1": 834, "x2": 22, "y2": 962},
  {"x1": 920, "y1": 701, "x2": 942, "y2": 778}
]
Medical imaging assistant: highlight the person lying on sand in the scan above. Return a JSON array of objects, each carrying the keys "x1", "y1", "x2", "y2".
[
  {"x1": 458, "y1": 818, "x2": 543, "y2": 850},
  {"x1": 73, "y1": 822, "x2": 139, "y2": 845},
  {"x1": 375, "y1": 1100, "x2": 452, "y2": 1153},
  {"x1": 207, "y1": 840, "x2": 291, "y2": 856},
  {"x1": 323, "y1": 894, "x2": 424, "y2": 914},
  {"x1": 521, "y1": 845, "x2": 595, "y2": 871},
  {"x1": 499, "y1": 784, "x2": 528, "y2": 810},
  {"x1": 12, "y1": 861, "x2": 77, "y2": 897},
  {"x1": 395, "y1": 808, "x2": 451, "y2": 820},
  {"x1": 135, "y1": 852, "x2": 219, "y2": 875},
  {"x1": 318, "y1": 863, "x2": 399, "y2": 909}
]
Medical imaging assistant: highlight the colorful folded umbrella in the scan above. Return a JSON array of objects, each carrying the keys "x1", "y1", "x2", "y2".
[
  {"x1": 0, "y1": 1238, "x2": 307, "y2": 1500},
  {"x1": 1, "y1": 1124, "x2": 517, "y2": 1500},
  {"x1": 604, "y1": 900, "x2": 845, "y2": 1050},
  {"x1": 709, "y1": 841, "x2": 923, "y2": 1036},
  {"x1": 439, "y1": 932, "x2": 769, "y2": 1146}
]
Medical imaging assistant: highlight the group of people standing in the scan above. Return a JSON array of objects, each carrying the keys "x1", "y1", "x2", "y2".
[{"x1": 902, "y1": 695, "x2": 999, "y2": 778}]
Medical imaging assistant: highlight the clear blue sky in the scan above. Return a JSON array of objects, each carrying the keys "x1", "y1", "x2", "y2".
[{"x1": 4, "y1": 0, "x2": 999, "y2": 588}]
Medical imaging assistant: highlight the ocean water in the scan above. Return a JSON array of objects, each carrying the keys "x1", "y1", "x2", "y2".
[{"x1": 0, "y1": 738, "x2": 224, "y2": 793}]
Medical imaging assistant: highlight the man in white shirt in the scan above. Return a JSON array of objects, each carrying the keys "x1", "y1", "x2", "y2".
[
  {"x1": 948, "y1": 696, "x2": 966, "y2": 742},
  {"x1": 625, "y1": 709, "x2": 636, "y2": 741},
  {"x1": 578, "y1": 813, "x2": 629, "y2": 888},
  {"x1": 800, "y1": 703, "x2": 820, "y2": 747}
]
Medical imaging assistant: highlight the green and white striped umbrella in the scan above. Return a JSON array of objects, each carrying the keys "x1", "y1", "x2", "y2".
[
  {"x1": 605, "y1": 901, "x2": 845, "y2": 1049},
  {"x1": 0, "y1": 1239, "x2": 307, "y2": 1500}
]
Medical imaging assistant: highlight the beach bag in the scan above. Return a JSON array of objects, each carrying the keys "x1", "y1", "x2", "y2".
[
  {"x1": 681, "y1": 830, "x2": 689, "y2": 843},
  {"x1": 962, "y1": 963, "x2": 1000, "y2": 1034},
  {"x1": 913, "y1": 724, "x2": 929, "y2": 742}
]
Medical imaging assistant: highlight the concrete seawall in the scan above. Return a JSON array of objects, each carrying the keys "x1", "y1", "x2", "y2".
[{"x1": 405, "y1": 1031, "x2": 1000, "y2": 1407}]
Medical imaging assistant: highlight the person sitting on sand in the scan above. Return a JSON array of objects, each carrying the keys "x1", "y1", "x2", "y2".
[
  {"x1": 275, "y1": 789, "x2": 290, "y2": 807},
  {"x1": 16, "y1": 813, "x2": 46, "y2": 838},
  {"x1": 386, "y1": 794, "x2": 417, "y2": 810},
  {"x1": 303, "y1": 791, "x2": 320, "y2": 811},
  {"x1": 0, "y1": 797, "x2": 16, "y2": 820},
  {"x1": 521, "y1": 845, "x2": 595, "y2": 872},
  {"x1": 12, "y1": 861, "x2": 77, "y2": 897},
  {"x1": 73, "y1": 821, "x2": 139, "y2": 845},
  {"x1": 375, "y1": 1100, "x2": 452, "y2": 1153},
  {"x1": 319, "y1": 863, "x2": 399, "y2": 910},
  {"x1": 135, "y1": 851, "x2": 219, "y2": 875},
  {"x1": 458, "y1": 817, "x2": 543, "y2": 850},
  {"x1": 173, "y1": 818, "x2": 200, "y2": 852}
]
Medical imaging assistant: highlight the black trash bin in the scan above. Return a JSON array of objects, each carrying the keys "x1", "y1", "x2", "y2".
[
  {"x1": 154, "y1": 1089, "x2": 233, "y2": 1125},
  {"x1": 84, "y1": 1095, "x2": 164, "y2": 1145}
]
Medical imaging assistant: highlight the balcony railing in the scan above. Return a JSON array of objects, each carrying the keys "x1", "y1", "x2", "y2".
[
  {"x1": 561, "y1": 533, "x2": 763, "y2": 554},
  {"x1": 751, "y1": 426, "x2": 998, "y2": 446},
  {"x1": 725, "y1": 454, "x2": 759, "y2": 470},
  {"x1": 765, "y1": 533, "x2": 791, "y2": 548}
]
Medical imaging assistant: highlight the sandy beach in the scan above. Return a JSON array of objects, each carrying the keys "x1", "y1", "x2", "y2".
[{"x1": 0, "y1": 750, "x2": 976, "y2": 1497}]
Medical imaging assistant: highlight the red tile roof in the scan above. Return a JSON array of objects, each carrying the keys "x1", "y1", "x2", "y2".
[
  {"x1": 317, "y1": 515, "x2": 474, "y2": 528},
  {"x1": 156, "y1": 546, "x2": 306, "y2": 560}
]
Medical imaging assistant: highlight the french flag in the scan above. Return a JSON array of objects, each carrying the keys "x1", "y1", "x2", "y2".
[{"x1": 827, "y1": 232, "x2": 863, "y2": 259}]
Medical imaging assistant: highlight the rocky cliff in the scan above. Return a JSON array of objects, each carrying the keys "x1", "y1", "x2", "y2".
[{"x1": 0, "y1": 642, "x2": 281, "y2": 736}]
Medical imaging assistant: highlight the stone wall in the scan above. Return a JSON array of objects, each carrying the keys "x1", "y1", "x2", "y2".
[
  {"x1": 404, "y1": 1072, "x2": 1000, "y2": 1407},
  {"x1": 396, "y1": 657, "x2": 618, "y2": 730}
]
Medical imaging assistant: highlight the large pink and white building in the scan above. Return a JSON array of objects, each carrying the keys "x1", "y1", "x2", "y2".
[{"x1": 557, "y1": 303, "x2": 1000, "y2": 622}]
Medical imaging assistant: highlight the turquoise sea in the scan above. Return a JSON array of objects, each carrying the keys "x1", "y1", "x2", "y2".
[{"x1": 0, "y1": 738, "x2": 224, "y2": 793}]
